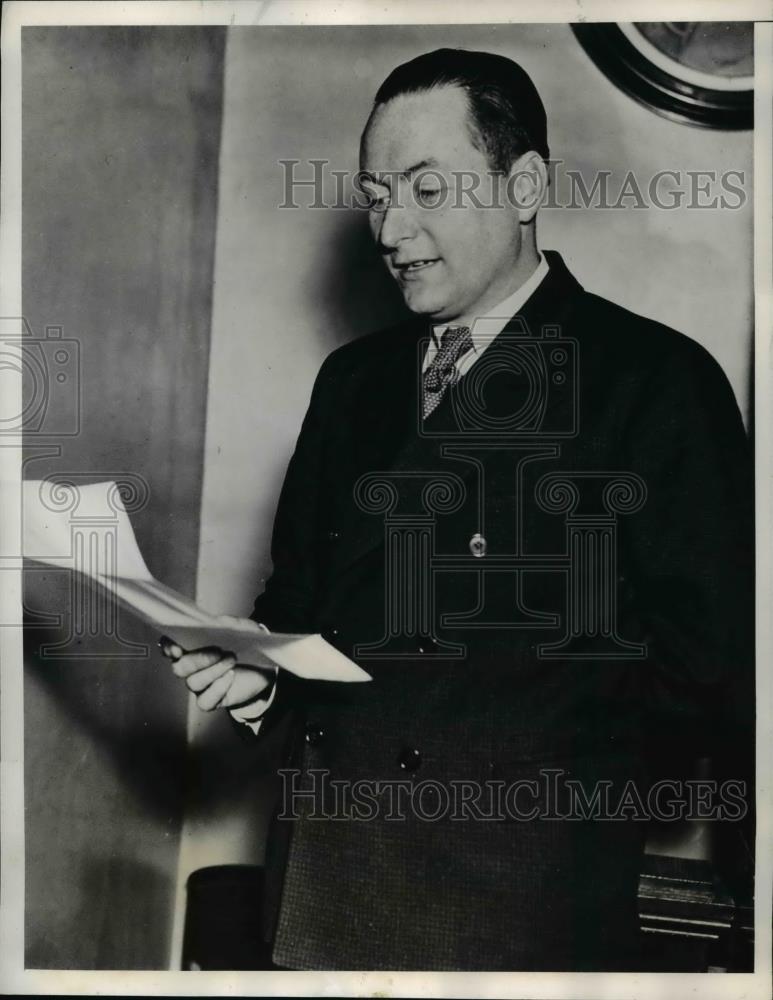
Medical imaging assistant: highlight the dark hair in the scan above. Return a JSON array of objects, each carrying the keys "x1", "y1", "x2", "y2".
[{"x1": 371, "y1": 47, "x2": 550, "y2": 172}]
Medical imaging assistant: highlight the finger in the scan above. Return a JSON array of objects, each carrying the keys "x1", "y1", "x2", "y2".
[
  {"x1": 172, "y1": 647, "x2": 234, "y2": 679},
  {"x1": 220, "y1": 665, "x2": 275, "y2": 708},
  {"x1": 196, "y1": 669, "x2": 235, "y2": 711},
  {"x1": 185, "y1": 654, "x2": 238, "y2": 694},
  {"x1": 158, "y1": 636, "x2": 184, "y2": 660}
]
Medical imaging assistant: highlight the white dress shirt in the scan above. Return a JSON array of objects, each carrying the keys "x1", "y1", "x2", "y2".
[
  {"x1": 423, "y1": 252, "x2": 549, "y2": 376},
  {"x1": 232, "y1": 254, "x2": 550, "y2": 733}
]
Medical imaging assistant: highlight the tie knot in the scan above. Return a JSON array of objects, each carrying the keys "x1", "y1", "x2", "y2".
[{"x1": 438, "y1": 325, "x2": 472, "y2": 360}]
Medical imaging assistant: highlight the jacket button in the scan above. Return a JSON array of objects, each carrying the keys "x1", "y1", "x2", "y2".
[
  {"x1": 469, "y1": 533, "x2": 487, "y2": 557},
  {"x1": 397, "y1": 747, "x2": 422, "y2": 772},
  {"x1": 305, "y1": 723, "x2": 325, "y2": 746}
]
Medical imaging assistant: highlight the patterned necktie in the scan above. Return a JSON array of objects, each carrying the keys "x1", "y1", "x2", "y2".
[{"x1": 422, "y1": 325, "x2": 473, "y2": 419}]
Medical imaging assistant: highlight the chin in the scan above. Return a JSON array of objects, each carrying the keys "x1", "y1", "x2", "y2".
[{"x1": 402, "y1": 291, "x2": 451, "y2": 318}]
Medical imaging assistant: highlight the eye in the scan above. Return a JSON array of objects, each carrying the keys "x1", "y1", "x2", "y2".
[
  {"x1": 368, "y1": 194, "x2": 390, "y2": 213},
  {"x1": 417, "y1": 188, "x2": 440, "y2": 204},
  {"x1": 362, "y1": 187, "x2": 390, "y2": 212},
  {"x1": 411, "y1": 167, "x2": 446, "y2": 207}
]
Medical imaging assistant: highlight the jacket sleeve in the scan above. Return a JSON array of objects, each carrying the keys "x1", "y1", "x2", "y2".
[
  {"x1": 234, "y1": 351, "x2": 343, "y2": 738},
  {"x1": 617, "y1": 336, "x2": 754, "y2": 763}
]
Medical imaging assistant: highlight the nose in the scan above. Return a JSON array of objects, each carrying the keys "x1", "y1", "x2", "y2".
[{"x1": 376, "y1": 202, "x2": 417, "y2": 252}]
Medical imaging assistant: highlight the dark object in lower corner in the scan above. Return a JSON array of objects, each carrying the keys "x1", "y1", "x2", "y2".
[
  {"x1": 182, "y1": 864, "x2": 275, "y2": 971},
  {"x1": 638, "y1": 854, "x2": 754, "y2": 972}
]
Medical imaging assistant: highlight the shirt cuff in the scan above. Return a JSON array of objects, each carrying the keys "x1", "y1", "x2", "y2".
[{"x1": 228, "y1": 669, "x2": 278, "y2": 735}]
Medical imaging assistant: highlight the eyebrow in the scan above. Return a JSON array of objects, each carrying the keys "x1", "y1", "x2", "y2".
[
  {"x1": 360, "y1": 157, "x2": 442, "y2": 186},
  {"x1": 402, "y1": 157, "x2": 441, "y2": 178}
]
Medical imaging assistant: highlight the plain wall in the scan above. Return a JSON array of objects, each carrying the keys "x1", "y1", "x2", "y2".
[
  {"x1": 22, "y1": 26, "x2": 224, "y2": 969},
  {"x1": 182, "y1": 22, "x2": 753, "y2": 893}
]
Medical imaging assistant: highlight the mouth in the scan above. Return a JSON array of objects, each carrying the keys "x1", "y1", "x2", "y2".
[{"x1": 393, "y1": 258, "x2": 440, "y2": 276}]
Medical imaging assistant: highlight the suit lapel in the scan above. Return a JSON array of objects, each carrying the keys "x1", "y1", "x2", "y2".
[
  {"x1": 385, "y1": 250, "x2": 585, "y2": 472},
  {"x1": 351, "y1": 318, "x2": 424, "y2": 476},
  {"x1": 340, "y1": 252, "x2": 586, "y2": 577}
]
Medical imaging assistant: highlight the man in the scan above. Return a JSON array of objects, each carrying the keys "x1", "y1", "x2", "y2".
[{"x1": 164, "y1": 49, "x2": 753, "y2": 970}]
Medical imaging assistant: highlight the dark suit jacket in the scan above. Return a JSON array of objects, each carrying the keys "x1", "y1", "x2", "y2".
[{"x1": 248, "y1": 251, "x2": 754, "y2": 970}]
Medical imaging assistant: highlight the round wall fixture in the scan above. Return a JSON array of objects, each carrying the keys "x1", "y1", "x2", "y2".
[{"x1": 572, "y1": 22, "x2": 753, "y2": 130}]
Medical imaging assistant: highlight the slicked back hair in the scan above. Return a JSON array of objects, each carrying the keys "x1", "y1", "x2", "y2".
[{"x1": 369, "y1": 47, "x2": 550, "y2": 173}]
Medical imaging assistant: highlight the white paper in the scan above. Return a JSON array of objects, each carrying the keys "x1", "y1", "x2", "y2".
[
  {"x1": 22, "y1": 478, "x2": 153, "y2": 578},
  {"x1": 22, "y1": 479, "x2": 370, "y2": 683}
]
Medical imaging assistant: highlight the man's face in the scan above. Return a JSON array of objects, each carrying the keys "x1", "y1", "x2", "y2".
[{"x1": 360, "y1": 86, "x2": 524, "y2": 322}]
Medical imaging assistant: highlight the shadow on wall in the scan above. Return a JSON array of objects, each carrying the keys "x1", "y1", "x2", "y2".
[
  {"x1": 24, "y1": 626, "x2": 188, "y2": 824},
  {"x1": 183, "y1": 707, "x2": 291, "y2": 842},
  {"x1": 23, "y1": 571, "x2": 190, "y2": 969},
  {"x1": 314, "y1": 209, "x2": 409, "y2": 353}
]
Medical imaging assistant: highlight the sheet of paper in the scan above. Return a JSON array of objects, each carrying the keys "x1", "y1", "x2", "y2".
[
  {"x1": 100, "y1": 574, "x2": 369, "y2": 682},
  {"x1": 22, "y1": 479, "x2": 371, "y2": 683},
  {"x1": 22, "y1": 479, "x2": 153, "y2": 579}
]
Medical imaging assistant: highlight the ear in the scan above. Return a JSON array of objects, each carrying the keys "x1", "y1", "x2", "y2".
[{"x1": 506, "y1": 150, "x2": 548, "y2": 224}]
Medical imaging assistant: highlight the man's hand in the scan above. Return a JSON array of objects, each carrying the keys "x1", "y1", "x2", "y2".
[{"x1": 159, "y1": 617, "x2": 275, "y2": 712}]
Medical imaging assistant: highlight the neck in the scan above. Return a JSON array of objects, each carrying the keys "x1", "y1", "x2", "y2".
[{"x1": 452, "y1": 242, "x2": 541, "y2": 328}]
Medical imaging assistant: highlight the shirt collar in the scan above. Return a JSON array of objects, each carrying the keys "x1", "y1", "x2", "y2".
[{"x1": 431, "y1": 252, "x2": 550, "y2": 353}]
